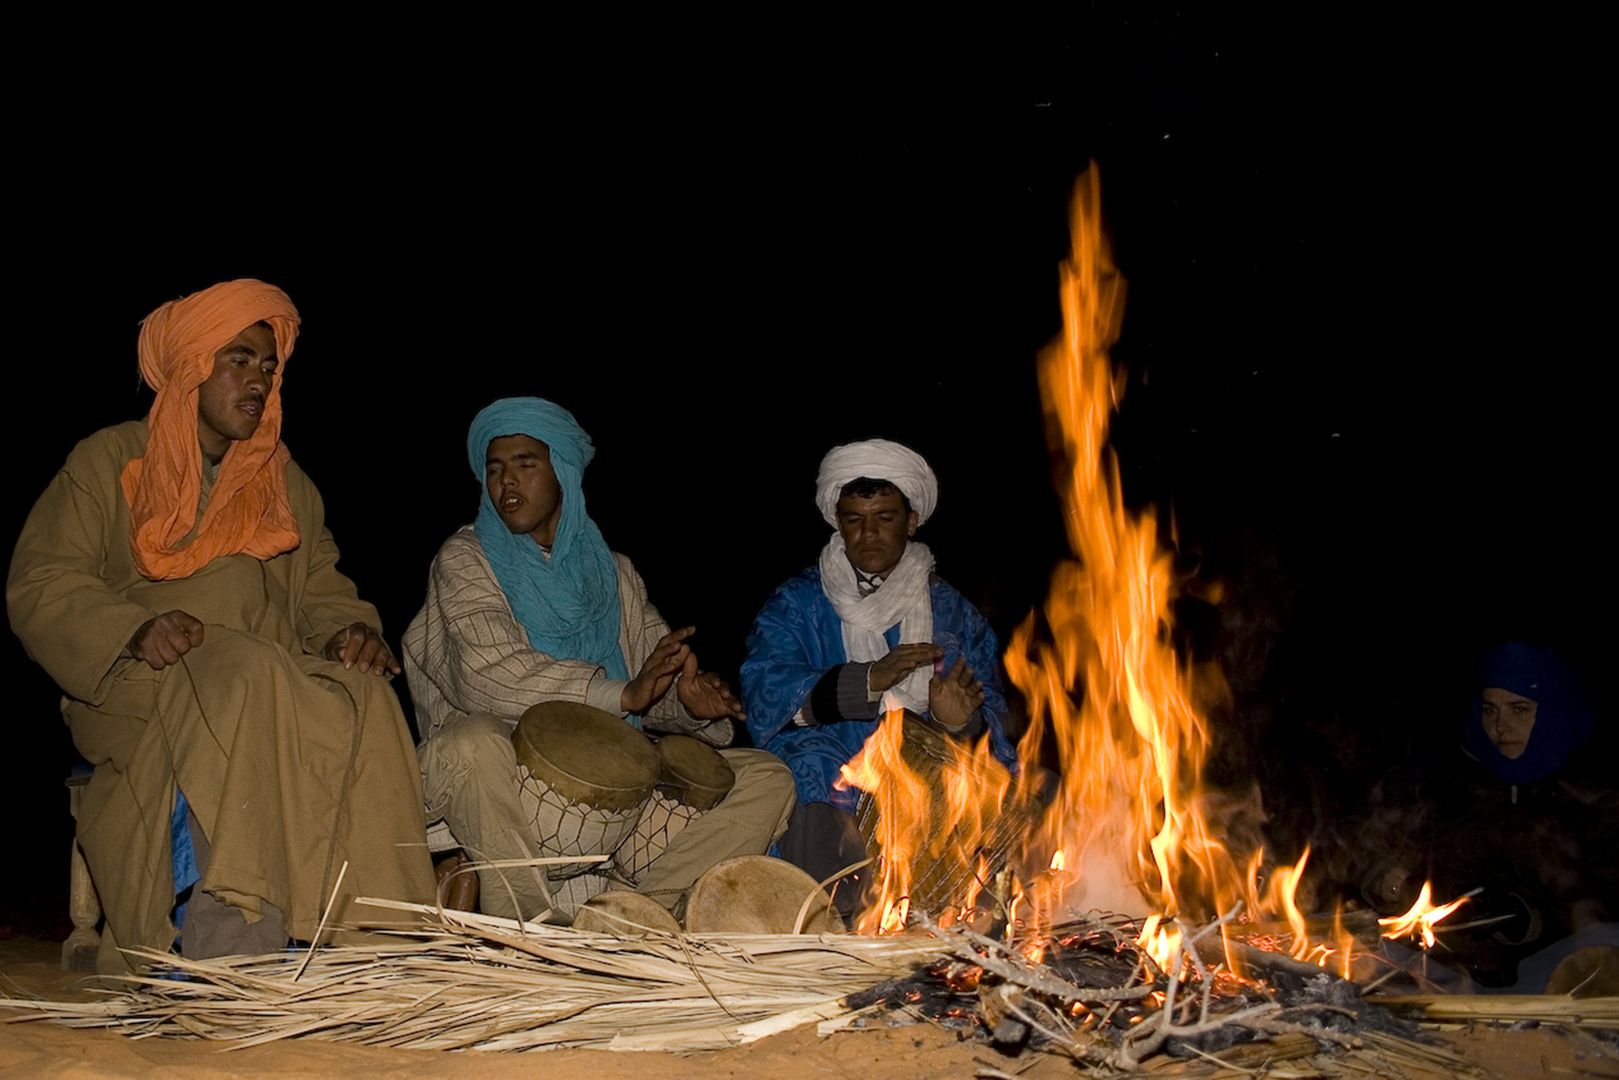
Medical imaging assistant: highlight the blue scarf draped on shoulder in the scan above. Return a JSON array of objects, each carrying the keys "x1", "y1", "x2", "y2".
[
  {"x1": 1464, "y1": 642, "x2": 1594, "y2": 784},
  {"x1": 467, "y1": 397, "x2": 630, "y2": 685}
]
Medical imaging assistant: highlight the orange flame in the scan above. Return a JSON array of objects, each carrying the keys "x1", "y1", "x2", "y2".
[
  {"x1": 1260, "y1": 845, "x2": 1311, "y2": 960},
  {"x1": 1379, "y1": 882, "x2": 1471, "y2": 949},
  {"x1": 1001, "y1": 164, "x2": 1266, "y2": 925},
  {"x1": 1136, "y1": 913, "x2": 1185, "y2": 974},
  {"x1": 837, "y1": 708, "x2": 1015, "y2": 933},
  {"x1": 836, "y1": 165, "x2": 1314, "y2": 950}
]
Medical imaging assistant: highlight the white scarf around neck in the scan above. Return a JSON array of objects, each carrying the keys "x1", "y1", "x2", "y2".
[{"x1": 819, "y1": 536, "x2": 935, "y2": 714}]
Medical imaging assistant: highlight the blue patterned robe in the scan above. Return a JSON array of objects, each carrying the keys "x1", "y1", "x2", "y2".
[{"x1": 741, "y1": 567, "x2": 1016, "y2": 812}]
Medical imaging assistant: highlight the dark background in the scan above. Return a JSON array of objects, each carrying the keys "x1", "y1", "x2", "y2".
[{"x1": 6, "y1": 14, "x2": 1607, "y2": 930}]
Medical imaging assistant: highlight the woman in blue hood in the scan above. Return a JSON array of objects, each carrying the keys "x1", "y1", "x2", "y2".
[{"x1": 1360, "y1": 643, "x2": 1617, "y2": 992}]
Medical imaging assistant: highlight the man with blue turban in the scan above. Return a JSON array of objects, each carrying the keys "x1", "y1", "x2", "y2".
[
  {"x1": 405, "y1": 398, "x2": 795, "y2": 922},
  {"x1": 740, "y1": 439, "x2": 1017, "y2": 913}
]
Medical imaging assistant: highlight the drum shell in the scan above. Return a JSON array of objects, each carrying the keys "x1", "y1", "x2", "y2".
[
  {"x1": 684, "y1": 855, "x2": 844, "y2": 935},
  {"x1": 614, "y1": 792, "x2": 703, "y2": 885},
  {"x1": 853, "y1": 711, "x2": 1026, "y2": 919},
  {"x1": 655, "y1": 735, "x2": 736, "y2": 811},
  {"x1": 512, "y1": 701, "x2": 660, "y2": 880}
]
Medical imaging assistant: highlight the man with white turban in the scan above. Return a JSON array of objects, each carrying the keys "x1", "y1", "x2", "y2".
[{"x1": 741, "y1": 439, "x2": 1016, "y2": 907}]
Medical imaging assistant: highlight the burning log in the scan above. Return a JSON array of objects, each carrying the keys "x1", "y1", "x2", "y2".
[{"x1": 838, "y1": 906, "x2": 1459, "y2": 1075}]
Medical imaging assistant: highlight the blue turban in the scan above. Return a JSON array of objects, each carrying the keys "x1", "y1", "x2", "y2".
[
  {"x1": 1464, "y1": 642, "x2": 1594, "y2": 784},
  {"x1": 467, "y1": 398, "x2": 631, "y2": 692}
]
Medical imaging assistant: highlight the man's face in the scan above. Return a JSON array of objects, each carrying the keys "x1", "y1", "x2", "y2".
[
  {"x1": 1480, "y1": 686, "x2": 1538, "y2": 759},
  {"x1": 196, "y1": 323, "x2": 278, "y2": 458},
  {"x1": 837, "y1": 490, "x2": 917, "y2": 576},
  {"x1": 486, "y1": 434, "x2": 564, "y2": 547}
]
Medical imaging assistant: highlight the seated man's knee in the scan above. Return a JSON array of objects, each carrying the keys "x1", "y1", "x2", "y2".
[
  {"x1": 419, "y1": 714, "x2": 517, "y2": 796},
  {"x1": 722, "y1": 747, "x2": 794, "y2": 786}
]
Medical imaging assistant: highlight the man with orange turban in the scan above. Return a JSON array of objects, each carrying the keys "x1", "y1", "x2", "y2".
[{"x1": 7, "y1": 280, "x2": 435, "y2": 972}]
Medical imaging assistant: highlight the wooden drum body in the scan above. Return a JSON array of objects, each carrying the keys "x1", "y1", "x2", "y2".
[
  {"x1": 613, "y1": 736, "x2": 737, "y2": 884},
  {"x1": 853, "y1": 711, "x2": 1027, "y2": 921},
  {"x1": 512, "y1": 701, "x2": 659, "y2": 881}
]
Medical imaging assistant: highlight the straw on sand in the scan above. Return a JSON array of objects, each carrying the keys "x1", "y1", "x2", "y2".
[
  {"x1": 1369, "y1": 994, "x2": 1619, "y2": 1029},
  {"x1": 0, "y1": 898, "x2": 944, "y2": 1052}
]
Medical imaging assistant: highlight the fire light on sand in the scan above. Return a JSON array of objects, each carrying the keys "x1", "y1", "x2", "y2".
[{"x1": 836, "y1": 165, "x2": 1315, "y2": 952}]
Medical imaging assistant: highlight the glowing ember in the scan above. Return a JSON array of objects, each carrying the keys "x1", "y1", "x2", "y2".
[{"x1": 1379, "y1": 881, "x2": 1471, "y2": 949}]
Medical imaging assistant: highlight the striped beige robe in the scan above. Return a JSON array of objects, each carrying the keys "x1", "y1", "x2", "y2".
[
  {"x1": 403, "y1": 527, "x2": 794, "y2": 919},
  {"x1": 404, "y1": 525, "x2": 732, "y2": 746}
]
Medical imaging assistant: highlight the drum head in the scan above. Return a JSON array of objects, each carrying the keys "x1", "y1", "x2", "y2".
[
  {"x1": 655, "y1": 736, "x2": 736, "y2": 810},
  {"x1": 572, "y1": 890, "x2": 683, "y2": 937},
  {"x1": 684, "y1": 855, "x2": 845, "y2": 935},
  {"x1": 513, "y1": 701, "x2": 660, "y2": 811}
]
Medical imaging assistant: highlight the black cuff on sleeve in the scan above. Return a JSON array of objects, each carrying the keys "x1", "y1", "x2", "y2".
[{"x1": 802, "y1": 662, "x2": 884, "y2": 726}]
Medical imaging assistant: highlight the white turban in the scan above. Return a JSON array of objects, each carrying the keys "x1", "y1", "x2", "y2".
[
  {"x1": 814, "y1": 439, "x2": 939, "y2": 526},
  {"x1": 814, "y1": 438, "x2": 940, "y2": 715}
]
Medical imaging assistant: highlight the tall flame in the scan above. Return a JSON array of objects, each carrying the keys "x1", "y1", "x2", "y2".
[
  {"x1": 1003, "y1": 164, "x2": 1257, "y2": 923},
  {"x1": 840, "y1": 165, "x2": 1303, "y2": 939}
]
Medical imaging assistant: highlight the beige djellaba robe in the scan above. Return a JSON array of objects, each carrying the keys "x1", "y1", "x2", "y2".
[{"x1": 6, "y1": 421, "x2": 436, "y2": 972}]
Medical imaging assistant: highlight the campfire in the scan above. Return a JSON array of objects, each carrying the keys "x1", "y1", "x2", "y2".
[
  {"x1": 840, "y1": 164, "x2": 1320, "y2": 952},
  {"x1": 6, "y1": 168, "x2": 1614, "y2": 1074},
  {"x1": 813, "y1": 165, "x2": 1619, "y2": 1068}
]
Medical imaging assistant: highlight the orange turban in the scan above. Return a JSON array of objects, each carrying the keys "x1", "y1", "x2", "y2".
[{"x1": 119, "y1": 280, "x2": 302, "y2": 580}]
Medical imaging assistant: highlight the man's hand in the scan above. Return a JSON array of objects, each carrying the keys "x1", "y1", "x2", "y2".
[
  {"x1": 929, "y1": 655, "x2": 984, "y2": 731},
  {"x1": 622, "y1": 626, "x2": 694, "y2": 715},
  {"x1": 869, "y1": 643, "x2": 944, "y2": 692},
  {"x1": 676, "y1": 651, "x2": 747, "y2": 722},
  {"x1": 324, "y1": 622, "x2": 401, "y2": 676},
  {"x1": 129, "y1": 610, "x2": 205, "y2": 672}
]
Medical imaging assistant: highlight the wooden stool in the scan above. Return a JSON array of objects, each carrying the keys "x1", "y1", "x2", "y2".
[{"x1": 63, "y1": 773, "x2": 101, "y2": 971}]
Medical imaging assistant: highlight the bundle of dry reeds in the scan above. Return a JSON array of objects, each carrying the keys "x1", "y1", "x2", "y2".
[
  {"x1": 0, "y1": 898, "x2": 943, "y2": 1052},
  {"x1": 1370, "y1": 994, "x2": 1619, "y2": 1029},
  {"x1": 7, "y1": 896, "x2": 1614, "y2": 1073}
]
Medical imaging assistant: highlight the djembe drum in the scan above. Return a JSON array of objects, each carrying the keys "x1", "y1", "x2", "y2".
[
  {"x1": 512, "y1": 701, "x2": 660, "y2": 886},
  {"x1": 613, "y1": 735, "x2": 737, "y2": 885},
  {"x1": 684, "y1": 855, "x2": 844, "y2": 935},
  {"x1": 853, "y1": 711, "x2": 1028, "y2": 922}
]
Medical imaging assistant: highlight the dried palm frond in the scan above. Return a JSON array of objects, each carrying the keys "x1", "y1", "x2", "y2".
[
  {"x1": 1369, "y1": 994, "x2": 1619, "y2": 1029},
  {"x1": 0, "y1": 898, "x2": 943, "y2": 1052}
]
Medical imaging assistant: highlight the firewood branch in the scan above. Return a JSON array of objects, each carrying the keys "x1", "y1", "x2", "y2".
[{"x1": 926, "y1": 917, "x2": 1155, "y2": 1003}]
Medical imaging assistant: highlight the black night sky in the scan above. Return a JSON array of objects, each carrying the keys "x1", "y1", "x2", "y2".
[{"x1": 6, "y1": 17, "x2": 1608, "y2": 928}]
